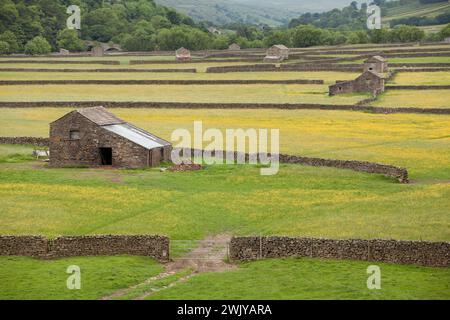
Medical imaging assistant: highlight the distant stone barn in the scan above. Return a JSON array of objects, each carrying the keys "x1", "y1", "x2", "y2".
[
  {"x1": 49, "y1": 107, "x2": 172, "y2": 168},
  {"x1": 329, "y1": 70, "x2": 385, "y2": 96},
  {"x1": 264, "y1": 45, "x2": 289, "y2": 62},
  {"x1": 364, "y1": 55, "x2": 388, "y2": 73},
  {"x1": 175, "y1": 47, "x2": 191, "y2": 61},
  {"x1": 228, "y1": 43, "x2": 241, "y2": 51}
]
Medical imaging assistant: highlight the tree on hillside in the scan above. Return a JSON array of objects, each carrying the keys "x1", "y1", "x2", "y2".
[
  {"x1": 0, "y1": 41, "x2": 10, "y2": 54},
  {"x1": 0, "y1": 31, "x2": 20, "y2": 53},
  {"x1": 24, "y1": 36, "x2": 52, "y2": 55},
  {"x1": 291, "y1": 25, "x2": 323, "y2": 47},
  {"x1": 57, "y1": 29, "x2": 86, "y2": 51},
  {"x1": 389, "y1": 25, "x2": 425, "y2": 42},
  {"x1": 440, "y1": 24, "x2": 450, "y2": 39},
  {"x1": 264, "y1": 31, "x2": 292, "y2": 47}
]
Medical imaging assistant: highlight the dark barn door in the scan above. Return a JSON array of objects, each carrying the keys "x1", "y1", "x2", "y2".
[{"x1": 99, "y1": 147, "x2": 112, "y2": 165}]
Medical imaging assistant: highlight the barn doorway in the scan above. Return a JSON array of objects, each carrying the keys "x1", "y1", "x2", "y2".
[{"x1": 99, "y1": 147, "x2": 112, "y2": 165}]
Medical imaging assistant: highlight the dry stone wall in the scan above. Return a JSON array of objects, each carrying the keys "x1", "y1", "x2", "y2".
[
  {"x1": 229, "y1": 236, "x2": 450, "y2": 267},
  {"x1": 0, "y1": 235, "x2": 48, "y2": 257},
  {"x1": 0, "y1": 60, "x2": 120, "y2": 65},
  {"x1": 0, "y1": 79, "x2": 324, "y2": 85},
  {"x1": 0, "y1": 136, "x2": 49, "y2": 146},
  {"x1": 0, "y1": 102, "x2": 448, "y2": 115},
  {"x1": 0, "y1": 68, "x2": 197, "y2": 73},
  {"x1": 175, "y1": 148, "x2": 409, "y2": 183},
  {"x1": 0, "y1": 235, "x2": 169, "y2": 262}
]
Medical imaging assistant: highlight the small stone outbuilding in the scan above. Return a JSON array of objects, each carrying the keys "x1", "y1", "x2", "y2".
[
  {"x1": 49, "y1": 106, "x2": 172, "y2": 168},
  {"x1": 329, "y1": 70, "x2": 385, "y2": 96},
  {"x1": 228, "y1": 43, "x2": 241, "y2": 51},
  {"x1": 264, "y1": 45, "x2": 289, "y2": 62},
  {"x1": 176, "y1": 47, "x2": 191, "y2": 61},
  {"x1": 91, "y1": 45, "x2": 104, "y2": 57},
  {"x1": 59, "y1": 48, "x2": 70, "y2": 55},
  {"x1": 364, "y1": 55, "x2": 388, "y2": 73}
]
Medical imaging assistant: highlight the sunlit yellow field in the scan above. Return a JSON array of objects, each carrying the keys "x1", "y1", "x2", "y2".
[
  {"x1": 0, "y1": 108, "x2": 448, "y2": 179},
  {"x1": 0, "y1": 61, "x2": 263, "y2": 72},
  {"x1": 0, "y1": 71, "x2": 359, "y2": 84},
  {"x1": 372, "y1": 89, "x2": 450, "y2": 108},
  {"x1": 0, "y1": 84, "x2": 368, "y2": 104},
  {"x1": 390, "y1": 72, "x2": 450, "y2": 85}
]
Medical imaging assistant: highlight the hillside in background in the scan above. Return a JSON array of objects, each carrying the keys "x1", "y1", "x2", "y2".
[
  {"x1": 289, "y1": 0, "x2": 450, "y2": 31},
  {"x1": 155, "y1": 0, "x2": 367, "y2": 26}
]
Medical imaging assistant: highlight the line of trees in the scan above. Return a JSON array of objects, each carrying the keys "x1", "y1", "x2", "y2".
[{"x1": 0, "y1": 0, "x2": 449, "y2": 55}]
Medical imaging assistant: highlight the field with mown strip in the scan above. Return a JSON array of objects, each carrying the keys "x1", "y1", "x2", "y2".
[
  {"x1": 0, "y1": 84, "x2": 368, "y2": 104},
  {"x1": 383, "y1": 1, "x2": 450, "y2": 22},
  {"x1": 0, "y1": 108, "x2": 449, "y2": 180},
  {"x1": 372, "y1": 89, "x2": 450, "y2": 108},
  {"x1": 0, "y1": 256, "x2": 162, "y2": 300},
  {"x1": 147, "y1": 258, "x2": 450, "y2": 300},
  {"x1": 0, "y1": 71, "x2": 359, "y2": 84},
  {"x1": 390, "y1": 72, "x2": 450, "y2": 85},
  {"x1": 0, "y1": 151, "x2": 449, "y2": 241}
]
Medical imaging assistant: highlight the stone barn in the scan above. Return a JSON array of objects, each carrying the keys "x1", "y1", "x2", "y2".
[
  {"x1": 49, "y1": 106, "x2": 172, "y2": 168},
  {"x1": 329, "y1": 70, "x2": 385, "y2": 96},
  {"x1": 264, "y1": 45, "x2": 289, "y2": 62},
  {"x1": 228, "y1": 43, "x2": 241, "y2": 51},
  {"x1": 364, "y1": 55, "x2": 388, "y2": 73},
  {"x1": 175, "y1": 47, "x2": 191, "y2": 61},
  {"x1": 91, "y1": 45, "x2": 104, "y2": 57}
]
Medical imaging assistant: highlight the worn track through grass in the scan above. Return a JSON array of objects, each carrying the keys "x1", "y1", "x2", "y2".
[{"x1": 101, "y1": 234, "x2": 235, "y2": 300}]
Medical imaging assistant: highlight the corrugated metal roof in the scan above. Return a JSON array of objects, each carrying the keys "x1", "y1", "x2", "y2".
[
  {"x1": 103, "y1": 123, "x2": 169, "y2": 150},
  {"x1": 76, "y1": 106, "x2": 171, "y2": 150},
  {"x1": 78, "y1": 106, "x2": 124, "y2": 126}
]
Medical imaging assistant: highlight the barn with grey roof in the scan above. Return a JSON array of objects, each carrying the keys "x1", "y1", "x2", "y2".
[{"x1": 49, "y1": 106, "x2": 172, "y2": 168}]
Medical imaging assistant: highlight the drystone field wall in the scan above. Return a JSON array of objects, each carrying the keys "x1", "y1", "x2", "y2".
[
  {"x1": 0, "y1": 79, "x2": 324, "y2": 85},
  {"x1": 0, "y1": 138, "x2": 408, "y2": 182},
  {"x1": 229, "y1": 236, "x2": 450, "y2": 267},
  {"x1": 0, "y1": 236, "x2": 48, "y2": 257},
  {"x1": 0, "y1": 68, "x2": 197, "y2": 73},
  {"x1": 0, "y1": 235, "x2": 169, "y2": 262},
  {"x1": 0, "y1": 136, "x2": 49, "y2": 146},
  {"x1": 0, "y1": 102, "x2": 447, "y2": 114},
  {"x1": 0, "y1": 60, "x2": 120, "y2": 65},
  {"x1": 174, "y1": 148, "x2": 409, "y2": 183}
]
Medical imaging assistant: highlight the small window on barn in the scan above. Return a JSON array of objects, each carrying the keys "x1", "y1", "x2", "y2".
[{"x1": 70, "y1": 130, "x2": 80, "y2": 140}]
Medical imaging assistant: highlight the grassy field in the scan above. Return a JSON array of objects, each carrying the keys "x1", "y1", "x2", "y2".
[
  {"x1": 0, "y1": 255, "x2": 162, "y2": 300},
  {"x1": 390, "y1": 72, "x2": 450, "y2": 85},
  {"x1": 0, "y1": 256, "x2": 447, "y2": 300},
  {"x1": 148, "y1": 258, "x2": 450, "y2": 300},
  {"x1": 0, "y1": 149, "x2": 449, "y2": 241},
  {"x1": 0, "y1": 61, "x2": 261, "y2": 72},
  {"x1": 0, "y1": 84, "x2": 369, "y2": 104},
  {"x1": 0, "y1": 71, "x2": 359, "y2": 84},
  {"x1": 0, "y1": 108, "x2": 448, "y2": 180},
  {"x1": 372, "y1": 89, "x2": 450, "y2": 108}
]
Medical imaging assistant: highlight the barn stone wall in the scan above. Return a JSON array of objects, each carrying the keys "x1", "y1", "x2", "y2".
[
  {"x1": 229, "y1": 236, "x2": 450, "y2": 267},
  {"x1": 0, "y1": 235, "x2": 169, "y2": 262},
  {"x1": 50, "y1": 112, "x2": 149, "y2": 168}
]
